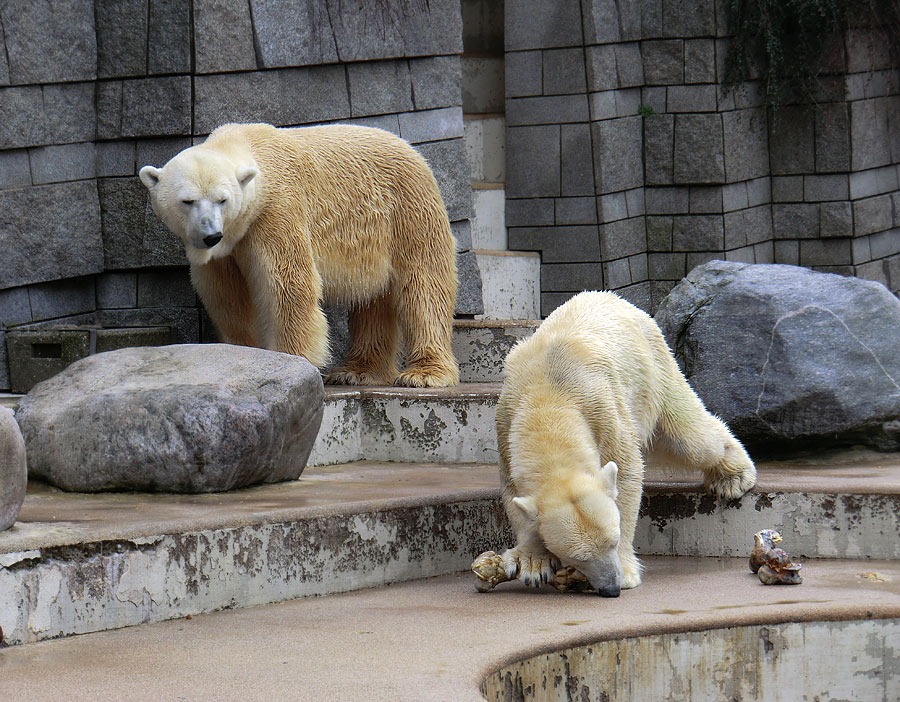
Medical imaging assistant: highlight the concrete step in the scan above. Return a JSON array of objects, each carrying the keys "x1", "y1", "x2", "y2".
[
  {"x1": 463, "y1": 114, "x2": 505, "y2": 184},
  {"x1": 4, "y1": 561, "x2": 897, "y2": 701},
  {"x1": 475, "y1": 249, "x2": 541, "y2": 320},
  {"x1": 4, "y1": 450, "x2": 898, "y2": 646},
  {"x1": 471, "y1": 183, "x2": 506, "y2": 250}
]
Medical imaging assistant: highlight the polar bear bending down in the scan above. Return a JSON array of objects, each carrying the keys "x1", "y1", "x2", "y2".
[
  {"x1": 496, "y1": 291, "x2": 756, "y2": 596},
  {"x1": 139, "y1": 122, "x2": 459, "y2": 387}
]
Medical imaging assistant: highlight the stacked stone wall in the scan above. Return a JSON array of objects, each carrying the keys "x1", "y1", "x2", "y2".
[
  {"x1": 0, "y1": 0, "x2": 480, "y2": 391},
  {"x1": 504, "y1": 0, "x2": 900, "y2": 316}
]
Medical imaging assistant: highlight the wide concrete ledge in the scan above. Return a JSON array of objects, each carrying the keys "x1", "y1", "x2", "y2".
[
  {"x1": 2, "y1": 558, "x2": 898, "y2": 701},
  {"x1": 2, "y1": 452, "x2": 898, "y2": 646}
]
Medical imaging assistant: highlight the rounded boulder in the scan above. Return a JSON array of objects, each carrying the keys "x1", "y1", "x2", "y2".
[
  {"x1": 1, "y1": 406, "x2": 27, "y2": 530},
  {"x1": 16, "y1": 344, "x2": 324, "y2": 493}
]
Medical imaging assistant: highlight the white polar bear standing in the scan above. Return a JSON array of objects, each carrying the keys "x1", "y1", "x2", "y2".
[{"x1": 496, "y1": 291, "x2": 756, "y2": 596}]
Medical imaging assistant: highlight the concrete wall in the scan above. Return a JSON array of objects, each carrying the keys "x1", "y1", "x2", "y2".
[
  {"x1": 0, "y1": 0, "x2": 482, "y2": 391},
  {"x1": 504, "y1": 0, "x2": 900, "y2": 316}
]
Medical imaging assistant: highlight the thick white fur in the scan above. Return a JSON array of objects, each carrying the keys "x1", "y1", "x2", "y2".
[
  {"x1": 496, "y1": 291, "x2": 757, "y2": 593},
  {"x1": 139, "y1": 122, "x2": 459, "y2": 387}
]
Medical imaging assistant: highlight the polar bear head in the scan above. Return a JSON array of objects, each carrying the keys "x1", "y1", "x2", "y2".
[
  {"x1": 514, "y1": 460, "x2": 623, "y2": 597},
  {"x1": 139, "y1": 146, "x2": 259, "y2": 265}
]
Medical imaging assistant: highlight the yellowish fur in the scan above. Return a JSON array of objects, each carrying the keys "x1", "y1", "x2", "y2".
[
  {"x1": 140, "y1": 122, "x2": 459, "y2": 387},
  {"x1": 496, "y1": 291, "x2": 756, "y2": 594}
]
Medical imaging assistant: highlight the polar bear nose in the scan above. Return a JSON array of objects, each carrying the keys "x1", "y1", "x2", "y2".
[
  {"x1": 597, "y1": 584, "x2": 620, "y2": 598},
  {"x1": 202, "y1": 233, "x2": 223, "y2": 248}
]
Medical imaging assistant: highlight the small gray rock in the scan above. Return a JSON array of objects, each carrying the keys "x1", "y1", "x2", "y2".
[
  {"x1": 655, "y1": 261, "x2": 900, "y2": 453},
  {"x1": 16, "y1": 345, "x2": 324, "y2": 493},
  {"x1": 1, "y1": 407, "x2": 27, "y2": 530}
]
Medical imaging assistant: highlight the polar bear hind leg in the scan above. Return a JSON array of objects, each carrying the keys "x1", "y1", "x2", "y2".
[{"x1": 326, "y1": 292, "x2": 400, "y2": 385}]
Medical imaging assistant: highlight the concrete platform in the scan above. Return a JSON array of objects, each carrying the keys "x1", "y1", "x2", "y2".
[{"x1": 2, "y1": 557, "x2": 898, "y2": 701}]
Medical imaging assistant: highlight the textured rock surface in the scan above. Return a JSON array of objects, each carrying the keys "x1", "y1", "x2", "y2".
[
  {"x1": 655, "y1": 261, "x2": 900, "y2": 452},
  {"x1": 0, "y1": 407, "x2": 27, "y2": 530},
  {"x1": 16, "y1": 344, "x2": 324, "y2": 493}
]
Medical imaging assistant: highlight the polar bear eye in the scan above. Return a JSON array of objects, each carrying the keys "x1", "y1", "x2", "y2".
[
  {"x1": 181, "y1": 199, "x2": 195, "y2": 205},
  {"x1": 217, "y1": 198, "x2": 227, "y2": 205}
]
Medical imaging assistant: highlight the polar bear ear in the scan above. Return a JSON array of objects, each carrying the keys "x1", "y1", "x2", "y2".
[
  {"x1": 512, "y1": 496, "x2": 539, "y2": 520},
  {"x1": 598, "y1": 460, "x2": 619, "y2": 497},
  {"x1": 236, "y1": 165, "x2": 258, "y2": 188},
  {"x1": 138, "y1": 165, "x2": 162, "y2": 190}
]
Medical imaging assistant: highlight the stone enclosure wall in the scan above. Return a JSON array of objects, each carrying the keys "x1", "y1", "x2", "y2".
[
  {"x1": 504, "y1": 0, "x2": 900, "y2": 316},
  {"x1": 0, "y1": 0, "x2": 480, "y2": 391}
]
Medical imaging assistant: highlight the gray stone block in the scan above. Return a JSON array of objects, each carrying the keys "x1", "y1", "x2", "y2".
[
  {"x1": 800, "y1": 239, "x2": 852, "y2": 267},
  {"x1": 645, "y1": 186, "x2": 690, "y2": 215},
  {"x1": 851, "y1": 97, "x2": 893, "y2": 172},
  {"x1": 560, "y1": 123, "x2": 594, "y2": 197},
  {"x1": 96, "y1": 141, "x2": 137, "y2": 177},
  {"x1": 854, "y1": 258, "x2": 889, "y2": 286},
  {"x1": 96, "y1": 81, "x2": 124, "y2": 140},
  {"x1": 555, "y1": 197, "x2": 598, "y2": 225},
  {"x1": 0, "y1": 0, "x2": 96, "y2": 84},
  {"x1": 585, "y1": 45, "x2": 617, "y2": 92},
  {"x1": 120, "y1": 77, "x2": 192, "y2": 138},
  {"x1": 0, "y1": 332, "x2": 8, "y2": 390},
  {"x1": 541, "y1": 262, "x2": 604, "y2": 291},
  {"x1": 747, "y1": 177, "x2": 771, "y2": 207},
  {"x1": 666, "y1": 84, "x2": 717, "y2": 113},
  {"x1": 599, "y1": 192, "x2": 628, "y2": 222},
  {"x1": 455, "y1": 250, "x2": 484, "y2": 316},
  {"x1": 591, "y1": 117, "x2": 643, "y2": 194},
  {"x1": 850, "y1": 165, "x2": 898, "y2": 201},
  {"x1": 684, "y1": 39, "x2": 715, "y2": 83},
  {"x1": 506, "y1": 197, "x2": 554, "y2": 227},
  {"x1": 334, "y1": 114, "x2": 401, "y2": 136},
  {"x1": 194, "y1": 0, "x2": 257, "y2": 73},
  {"x1": 847, "y1": 28, "x2": 893, "y2": 73},
  {"x1": 28, "y1": 277, "x2": 96, "y2": 322},
  {"x1": 506, "y1": 95, "x2": 590, "y2": 126},
  {"x1": 804, "y1": 175, "x2": 849, "y2": 202},
  {"x1": 815, "y1": 103, "x2": 850, "y2": 173},
  {"x1": 450, "y1": 219, "x2": 472, "y2": 251},
  {"x1": 722, "y1": 108, "x2": 769, "y2": 183},
  {"x1": 0, "y1": 149, "x2": 31, "y2": 189},
  {"x1": 582, "y1": 0, "x2": 640, "y2": 44},
  {"x1": 674, "y1": 114, "x2": 724, "y2": 184},
  {"x1": 399, "y1": 107, "x2": 463, "y2": 144},
  {"x1": 870, "y1": 228, "x2": 900, "y2": 259},
  {"x1": 415, "y1": 138, "x2": 472, "y2": 221},
  {"x1": 672, "y1": 214, "x2": 724, "y2": 251},
  {"x1": 0, "y1": 181, "x2": 103, "y2": 289},
  {"x1": 506, "y1": 125, "x2": 560, "y2": 198},
  {"x1": 541, "y1": 291, "x2": 576, "y2": 317},
  {"x1": 661, "y1": 0, "x2": 715, "y2": 37},
  {"x1": 508, "y1": 225, "x2": 601, "y2": 263},
  {"x1": 136, "y1": 137, "x2": 193, "y2": 170},
  {"x1": 626, "y1": 188, "x2": 645, "y2": 217},
  {"x1": 647, "y1": 216, "x2": 673, "y2": 251},
  {"x1": 641, "y1": 0, "x2": 663, "y2": 37},
  {"x1": 853, "y1": 235, "x2": 872, "y2": 264},
  {"x1": 194, "y1": 67, "x2": 350, "y2": 134},
  {"x1": 615, "y1": 43, "x2": 644, "y2": 88},
  {"x1": 818, "y1": 203, "x2": 852, "y2": 241},
  {"x1": 853, "y1": 195, "x2": 894, "y2": 237},
  {"x1": 774, "y1": 239, "x2": 800, "y2": 265},
  {"x1": 543, "y1": 48, "x2": 586, "y2": 95},
  {"x1": 600, "y1": 217, "x2": 645, "y2": 259},
  {"x1": 690, "y1": 186, "x2": 723, "y2": 213},
  {"x1": 329, "y1": 0, "x2": 462, "y2": 61},
  {"x1": 30, "y1": 143, "x2": 95, "y2": 185},
  {"x1": 603, "y1": 256, "x2": 632, "y2": 288},
  {"x1": 724, "y1": 245, "x2": 755, "y2": 263},
  {"x1": 0, "y1": 287, "x2": 31, "y2": 326},
  {"x1": 95, "y1": 0, "x2": 148, "y2": 78},
  {"x1": 629, "y1": 252, "x2": 649, "y2": 282},
  {"x1": 410, "y1": 56, "x2": 461, "y2": 110},
  {"x1": 149, "y1": 0, "x2": 192, "y2": 73},
  {"x1": 505, "y1": 50, "x2": 543, "y2": 98},
  {"x1": 97, "y1": 272, "x2": 138, "y2": 309},
  {"x1": 772, "y1": 204, "x2": 819, "y2": 240},
  {"x1": 506, "y1": 0, "x2": 583, "y2": 50},
  {"x1": 686, "y1": 250, "x2": 720, "y2": 271},
  {"x1": 648, "y1": 252, "x2": 686, "y2": 279},
  {"x1": 138, "y1": 269, "x2": 196, "y2": 308},
  {"x1": 45, "y1": 83, "x2": 97, "y2": 145},
  {"x1": 250, "y1": 0, "x2": 338, "y2": 67},
  {"x1": 769, "y1": 106, "x2": 815, "y2": 175},
  {"x1": 754, "y1": 240, "x2": 775, "y2": 263},
  {"x1": 644, "y1": 114, "x2": 674, "y2": 186},
  {"x1": 642, "y1": 40, "x2": 683, "y2": 85},
  {"x1": 98, "y1": 307, "x2": 200, "y2": 343},
  {"x1": 0, "y1": 87, "x2": 48, "y2": 149},
  {"x1": 614, "y1": 88, "x2": 642, "y2": 117},
  {"x1": 722, "y1": 182, "x2": 749, "y2": 212},
  {"x1": 348, "y1": 60, "x2": 413, "y2": 117},
  {"x1": 725, "y1": 206, "x2": 772, "y2": 249},
  {"x1": 772, "y1": 176, "x2": 803, "y2": 203},
  {"x1": 98, "y1": 177, "x2": 187, "y2": 270},
  {"x1": 589, "y1": 91, "x2": 617, "y2": 121}
]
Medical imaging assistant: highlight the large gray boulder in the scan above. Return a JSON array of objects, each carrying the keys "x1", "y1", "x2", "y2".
[
  {"x1": 655, "y1": 261, "x2": 900, "y2": 453},
  {"x1": 16, "y1": 344, "x2": 324, "y2": 493},
  {"x1": 1, "y1": 407, "x2": 27, "y2": 530}
]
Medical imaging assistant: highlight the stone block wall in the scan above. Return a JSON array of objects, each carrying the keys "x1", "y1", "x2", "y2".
[
  {"x1": 0, "y1": 0, "x2": 480, "y2": 390},
  {"x1": 505, "y1": 0, "x2": 900, "y2": 316}
]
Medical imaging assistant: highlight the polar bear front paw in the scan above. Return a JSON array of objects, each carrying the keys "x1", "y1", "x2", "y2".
[
  {"x1": 705, "y1": 466, "x2": 757, "y2": 499},
  {"x1": 395, "y1": 361, "x2": 459, "y2": 388},
  {"x1": 325, "y1": 366, "x2": 395, "y2": 386},
  {"x1": 500, "y1": 547, "x2": 560, "y2": 588},
  {"x1": 621, "y1": 559, "x2": 642, "y2": 590}
]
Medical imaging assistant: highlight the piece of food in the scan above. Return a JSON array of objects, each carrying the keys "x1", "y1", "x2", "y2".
[
  {"x1": 471, "y1": 551, "x2": 593, "y2": 593},
  {"x1": 750, "y1": 529, "x2": 802, "y2": 585}
]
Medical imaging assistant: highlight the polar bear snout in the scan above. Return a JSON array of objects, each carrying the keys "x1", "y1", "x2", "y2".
[
  {"x1": 576, "y1": 552, "x2": 623, "y2": 598},
  {"x1": 202, "y1": 233, "x2": 223, "y2": 248}
]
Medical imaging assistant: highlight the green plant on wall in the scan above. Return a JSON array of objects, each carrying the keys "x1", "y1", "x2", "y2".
[{"x1": 723, "y1": 0, "x2": 900, "y2": 107}]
